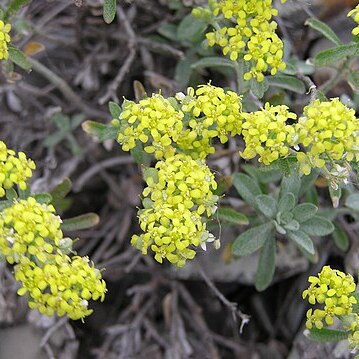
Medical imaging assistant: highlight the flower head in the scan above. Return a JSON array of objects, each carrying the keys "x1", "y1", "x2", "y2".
[
  {"x1": 0, "y1": 141, "x2": 36, "y2": 197},
  {"x1": 0, "y1": 20, "x2": 11, "y2": 60},
  {"x1": 295, "y1": 98, "x2": 359, "y2": 174},
  {"x1": 302, "y1": 265, "x2": 357, "y2": 330},
  {"x1": 348, "y1": 5, "x2": 359, "y2": 36},
  {"x1": 204, "y1": 0, "x2": 286, "y2": 81},
  {"x1": 0, "y1": 197, "x2": 63, "y2": 264},
  {"x1": 131, "y1": 153, "x2": 219, "y2": 267},
  {"x1": 15, "y1": 255, "x2": 106, "y2": 320},
  {"x1": 240, "y1": 103, "x2": 297, "y2": 164}
]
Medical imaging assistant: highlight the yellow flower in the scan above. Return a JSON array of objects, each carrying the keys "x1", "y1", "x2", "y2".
[
  {"x1": 114, "y1": 95, "x2": 183, "y2": 159},
  {"x1": 240, "y1": 103, "x2": 296, "y2": 164},
  {"x1": 295, "y1": 98, "x2": 359, "y2": 174},
  {"x1": 203, "y1": 0, "x2": 286, "y2": 81},
  {"x1": 177, "y1": 84, "x2": 243, "y2": 159},
  {"x1": 15, "y1": 255, "x2": 106, "y2": 320},
  {"x1": 0, "y1": 20, "x2": 11, "y2": 60},
  {"x1": 348, "y1": 5, "x2": 359, "y2": 36},
  {"x1": 131, "y1": 153, "x2": 219, "y2": 267},
  {"x1": 302, "y1": 266, "x2": 357, "y2": 330},
  {"x1": 0, "y1": 141, "x2": 36, "y2": 197},
  {"x1": 0, "y1": 197, "x2": 63, "y2": 264}
]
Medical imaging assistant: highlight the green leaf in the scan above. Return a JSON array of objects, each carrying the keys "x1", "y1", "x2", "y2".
[
  {"x1": 345, "y1": 193, "x2": 359, "y2": 211},
  {"x1": 332, "y1": 223, "x2": 349, "y2": 252},
  {"x1": 313, "y1": 43, "x2": 359, "y2": 66},
  {"x1": 348, "y1": 71, "x2": 359, "y2": 91},
  {"x1": 250, "y1": 77, "x2": 269, "y2": 99},
  {"x1": 306, "y1": 328, "x2": 347, "y2": 342},
  {"x1": 0, "y1": 200, "x2": 12, "y2": 211},
  {"x1": 268, "y1": 75, "x2": 306, "y2": 94},
  {"x1": 255, "y1": 236, "x2": 276, "y2": 291},
  {"x1": 283, "y1": 219, "x2": 300, "y2": 231},
  {"x1": 143, "y1": 167, "x2": 159, "y2": 183},
  {"x1": 130, "y1": 142, "x2": 152, "y2": 166},
  {"x1": 82, "y1": 121, "x2": 118, "y2": 141},
  {"x1": 232, "y1": 173, "x2": 262, "y2": 208},
  {"x1": 217, "y1": 207, "x2": 249, "y2": 225},
  {"x1": 280, "y1": 172, "x2": 301, "y2": 199},
  {"x1": 175, "y1": 52, "x2": 197, "y2": 87},
  {"x1": 50, "y1": 178, "x2": 72, "y2": 200},
  {"x1": 33, "y1": 193, "x2": 53, "y2": 204},
  {"x1": 329, "y1": 185, "x2": 341, "y2": 208},
  {"x1": 4, "y1": 0, "x2": 30, "y2": 20},
  {"x1": 103, "y1": 0, "x2": 116, "y2": 24},
  {"x1": 177, "y1": 14, "x2": 207, "y2": 43},
  {"x1": 278, "y1": 193, "x2": 296, "y2": 213},
  {"x1": 300, "y1": 215, "x2": 335, "y2": 236},
  {"x1": 305, "y1": 18, "x2": 341, "y2": 46},
  {"x1": 292, "y1": 203, "x2": 318, "y2": 223},
  {"x1": 191, "y1": 56, "x2": 235, "y2": 70},
  {"x1": 108, "y1": 101, "x2": 121, "y2": 118},
  {"x1": 61, "y1": 213, "x2": 100, "y2": 231},
  {"x1": 287, "y1": 230, "x2": 315, "y2": 255},
  {"x1": 157, "y1": 23, "x2": 178, "y2": 41},
  {"x1": 232, "y1": 222, "x2": 274, "y2": 256},
  {"x1": 5, "y1": 188, "x2": 17, "y2": 201},
  {"x1": 255, "y1": 194, "x2": 277, "y2": 218},
  {"x1": 8, "y1": 45, "x2": 32, "y2": 71}
]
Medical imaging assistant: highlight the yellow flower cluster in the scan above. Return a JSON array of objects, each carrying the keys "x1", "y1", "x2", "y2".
[
  {"x1": 240, "y1": 103, "x2": 296, "y2": 165},
  {"x1": 0, "y1": 20, "x2": 11, "y2": 60},
  {"x1": 0, "y1": 197, "x2": 107, "y2": 320},
  {"x1": 302, "y1": 266, "x2": 357, "y2": 329},
  {"x1": 177, "y1": 84, "x2": 243, "y2": 159},
  {"x1": 0, "y1": 197, "x2": 62, "y2": 264},
  {"x1": 0, "y1": 141, "x2": 36, "y2": 197},
  {"x1": 348, "y1": 5, "x2": 359, "y2": 36},
  {"x1": 131, "y1": 154, "x2": 218, "y2": 267},
  {"x1": 295, "y1": 98, "x2": 359, "y2": 175},
  {"x1": 15, "y1": 255, "x2": 106, "y2": 320},
  {"x1": 115, "y1": 84, "x2": 243, "y2": 160},
  {"x1": 203, "y1": 0, "x2": 286, "y2": 81},
  {"x1": 115, "y1": 94, "x2": 183, "y2": 159}
]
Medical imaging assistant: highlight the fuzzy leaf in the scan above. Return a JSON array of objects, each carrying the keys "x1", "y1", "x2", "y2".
[
  {"x1": 313, "y1": 43, "x2": 359, "y2": 66},
  {"x1": 306, "y1": 328, "x2": 347, "y2": 342},
  {"x1": 61, "y1": 213, "x2": 99, "y2": 231},
  {"x1": 255, "y1": 194, "x2": 277, "y2": 218},
  {"x1": 34, "y1": 193, "x2": 53, "y2": 204},
  {"x1": 50, "y1": 178, "x2": 72, "y2": 200},
  {"x1": 82, "y1": 121, "x2": 118, "y2": 141},
  {"x1": 177, "y1": 14, "x2": 207, "y2": 43},
  {"x1": 268, "y1": 75, "x2": 306, "y2": 94},
  {"x1": 278, "y1": 193, "x2": 296, "y2": 213},
  {"x1": 255, "y1": 236, "x2": 276, "y2": 291},
  {"x1": 108, "y1": 101, "x2": 121, "y2": 118},
  {"x1": 232, "y1": 222, "x2": 274, "y2": 256},
  {"x1": 103, "y1": 0, "x2": 116, "y2": 24},
  {"x1": 305, "y1": 18, "x2": 341, "y2": 46},
  {"x1": 292, "y1": 203, "x2": 318, "y2": 223},
  {"x1": 232, "y1": 173, "x2": 262, "y2": 208},
  {"x1": 280, "y1": 172, "x2": 301, "y2": 199},
  {"x1": 345, "y1": 193, "x2": 359, "y2": 211},
  {"x1": 4, "y1": 0, "x2": 30, "y2": 20},
  {"x1": 217, "y1": 207, "x2": 249, "y2": 225},
  {"x1": 8, "y1": 45, "x2": 32, "y2": 71},
  {"x1": 300, "y1": 216, "x2": 334, "y2": 236},
  {"x1": 287, "y1": 230, "x2": 315, "y2": 254},
  {"x1": 332, "y1": 223, "x2": 349, "y2": 252},
  {"x1": 191, "y1": 56, "x2": 235, "y2": 70}
]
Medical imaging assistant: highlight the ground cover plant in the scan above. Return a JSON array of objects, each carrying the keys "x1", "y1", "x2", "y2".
[{"x1": 1, "y1": 0, "x2": 359, "y2": 358}]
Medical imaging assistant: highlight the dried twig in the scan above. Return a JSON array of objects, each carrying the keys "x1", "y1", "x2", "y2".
[{"x1": 196, "y1": 263, "x2": 250, "y2": 334}]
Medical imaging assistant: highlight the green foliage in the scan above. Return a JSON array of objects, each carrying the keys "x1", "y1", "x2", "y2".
[
  {"x1": 103, "y1": 0, "x2": 116, "y2": 24},
  {"x1": 8, "y1": 44, "x2": 31, "y2": 71},
  {"x1": 217, "y1": 207, "x2": 249, "y2": 225},
  {"x1": 306, "y1": 328, "x2": 348, "y2": 342},
  {"x1": 61, "y1": 213, "x2": 100, "y2": 231}
]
